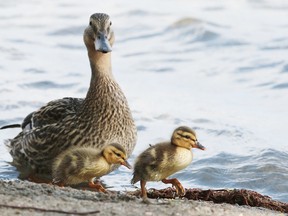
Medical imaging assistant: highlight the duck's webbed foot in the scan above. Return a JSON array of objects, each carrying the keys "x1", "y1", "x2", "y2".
[
  {"x1": 162, "y1": 178, "x2": 185, "y2": 196},
  {"x1": 88, "y1": 179, "x2": 107, "y2": 193}
]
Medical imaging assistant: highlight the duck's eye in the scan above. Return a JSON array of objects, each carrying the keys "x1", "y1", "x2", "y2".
[
  {"x1": 89, "y1": 21, "x2": 92, "y2": 26},
  {"x1": 110, "y1": 21, "x2": 112, "y2": 26}
]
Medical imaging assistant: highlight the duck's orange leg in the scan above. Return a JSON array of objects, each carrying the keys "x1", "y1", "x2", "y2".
[
  {"x1": 162, "y1": 178, "x2": 185, "y2": 196},
  {"x1": 140, "y1": 180, "x2": 150, "y2": 203},
  {"x1": 88, "y1": 180, "x2": 107, "y2": 193},
  {"x1": 140, "y1": 180, "x2": 147, "y2": 198}
]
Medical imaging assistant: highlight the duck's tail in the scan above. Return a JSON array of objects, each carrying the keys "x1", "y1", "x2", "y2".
[{"x1": 0, "y1": 124, "x2": 21, "y2": 130}]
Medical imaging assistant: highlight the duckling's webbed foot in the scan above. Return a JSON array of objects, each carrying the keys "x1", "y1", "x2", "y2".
[
  {"x1": 88, "y1": 180, "x2": 107, "y2": 193},
  {"x1": 162, "y1": 178, "x2": 185, "y2": 197}
]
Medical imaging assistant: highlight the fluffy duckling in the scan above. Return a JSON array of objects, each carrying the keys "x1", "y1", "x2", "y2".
[
  {"x1": 131, "y1": 126, "x2": 205, "y2": 201},
  {"x1": 52, "y1": 143, "x2": 131, "y2": 192}
]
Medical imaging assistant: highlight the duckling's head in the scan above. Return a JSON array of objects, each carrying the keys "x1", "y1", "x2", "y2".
[
  {"x1": 84, "y1": 13, "x2": 114, "y2": 53},
  {"x1": 171, "y1": 126, "x2": 205, "y2": 150},
  {"x1": 102, "y1": 143, "x2": 131, "y2": 169}
]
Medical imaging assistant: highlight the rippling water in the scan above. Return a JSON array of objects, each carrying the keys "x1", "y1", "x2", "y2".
[{"x1": 0, "y1": 0, "x2": 287, "y2": 203}]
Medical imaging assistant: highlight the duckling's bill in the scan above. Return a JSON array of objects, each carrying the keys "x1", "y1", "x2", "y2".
[
  {"x1": 195, "y1": 142, "x2": 205, "y2": 150},
  {"x1": 121, "y1": 160, "x2": 132, "y2": 169}
]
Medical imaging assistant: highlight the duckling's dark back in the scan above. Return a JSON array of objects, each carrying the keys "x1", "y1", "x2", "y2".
[{"x1": 131, "y1": 142, "x2": 177, "y2": 184}]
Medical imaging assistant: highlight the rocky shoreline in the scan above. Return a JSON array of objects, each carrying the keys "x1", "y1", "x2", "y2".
[{"x1": 0, "y1": 180, "x2": 284, "y2": 216}]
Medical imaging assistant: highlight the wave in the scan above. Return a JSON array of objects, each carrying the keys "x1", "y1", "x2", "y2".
[
  {"x1": 175, "y1": 149, "x2": 288, "y2": 202},
  {"x1": 20, "y1": 81, "x2": 77, "y2": 89}
]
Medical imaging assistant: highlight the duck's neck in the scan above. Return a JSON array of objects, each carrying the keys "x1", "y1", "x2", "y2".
[
  {"x1": 88, "y1": 50, "x2": 113, "y2": 81},
  {"x1": 84, "y1": 49, "x2": 115, "y2": 100},
  {"x1": 79, "y1": 48, "x2": 117, "y2": 116}
]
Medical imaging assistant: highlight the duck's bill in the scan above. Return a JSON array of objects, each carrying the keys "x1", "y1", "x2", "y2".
[
  {"x1": 95, "y1": 32, "x2": 112, "y2": 53},
  {"x1": 121, "y1": 160, "x2": 132, "y2": 169},
  {"x1": 196, "y1": 142, "x2": 206, "y2": 150}
]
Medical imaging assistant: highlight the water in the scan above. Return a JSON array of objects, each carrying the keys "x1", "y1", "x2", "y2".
[{"x1": 0, "y1": 0, "x2": 287, "y2": 203}]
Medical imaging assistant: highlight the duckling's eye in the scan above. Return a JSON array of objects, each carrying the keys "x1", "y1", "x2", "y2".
[
  {"x1": 89, "y1": 21, "x2": 92, "y2": 26},
  {"x1": 184, "y1": 135, "x2": 190, "y2": 139},
  {"x1": 115, "y1": 153, "x2": 121, "y2": 157},
  {"x1": 110, "y1": 21, "x2": 112, "y2": 26}
]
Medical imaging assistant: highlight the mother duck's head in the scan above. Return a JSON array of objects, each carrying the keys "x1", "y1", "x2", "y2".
[{"x1": 84, "y1": 13, "x2": 114, "y2": 53}]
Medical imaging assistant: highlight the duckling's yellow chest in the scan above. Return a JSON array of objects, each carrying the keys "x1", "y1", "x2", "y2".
[
  {"x1": 151, "y1": 147, "x2": 193, "y2": 181},
  {"x1": 172, "y1": 147, "x2": 193, "y2": 170}
]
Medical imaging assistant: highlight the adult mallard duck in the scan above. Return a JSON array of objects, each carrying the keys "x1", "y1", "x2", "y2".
[
  {"x1": 3, "y1": 13, "x2": 137, "y2": 181},
  {"x1": 131, "y1": 126, "x2": 205, "y2": 202},
  {"x1": 52, "y1": 143, "x2": 131, "y2": 192}
]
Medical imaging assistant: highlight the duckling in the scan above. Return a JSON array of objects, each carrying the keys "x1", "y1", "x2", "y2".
[
  {"x1": 131, "y1": 126, "x2": 205, "y2": 201},
  {"x1": 52, "y1": 143, "x2": 131, "y2": 192},
  {"x1": 4, "y1": 13, "x2": 137, "y2": 180}
]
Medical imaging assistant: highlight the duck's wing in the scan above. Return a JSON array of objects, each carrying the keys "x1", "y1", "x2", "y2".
[
  {"x1": 1, "y1": 97, "x2": 83, "y2": 131},
  {"x1": 7, "y1": 119, "x2": 80, "y2": 174},
  {"x1": 30, "y1": 97, "x2": 83, "y2": 129}
]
